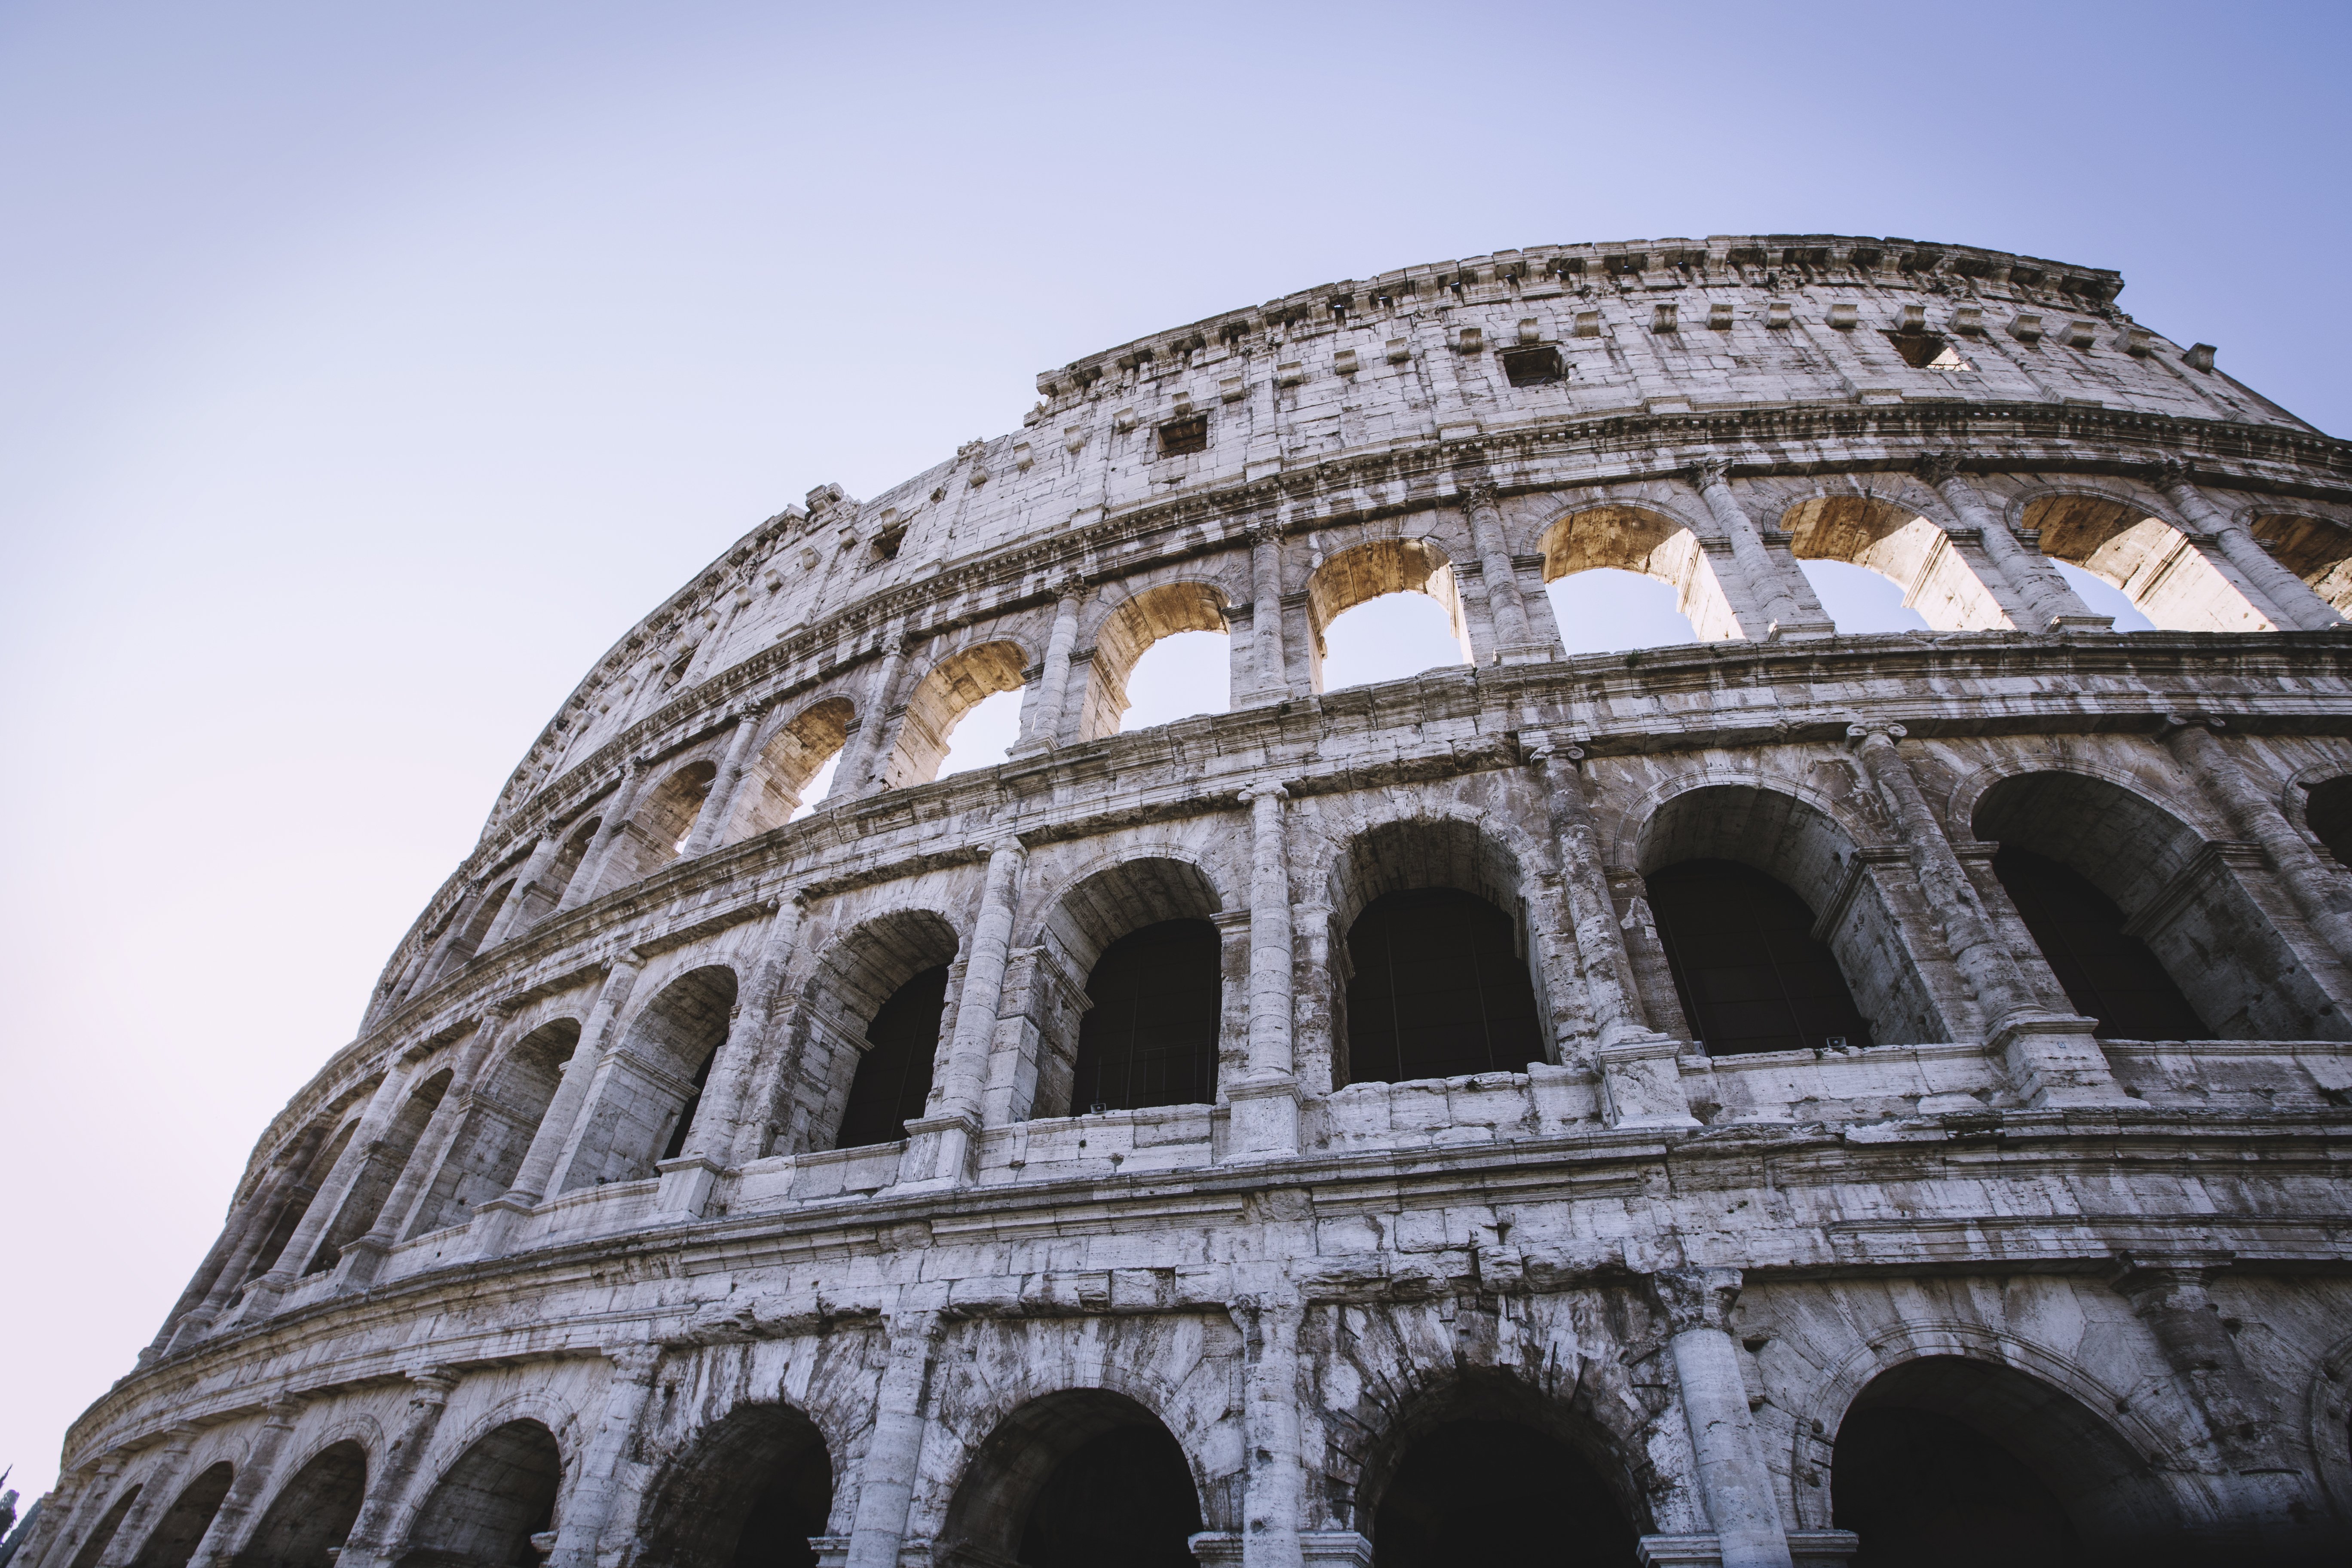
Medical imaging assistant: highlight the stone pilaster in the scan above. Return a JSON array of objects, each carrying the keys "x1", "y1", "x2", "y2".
[
  {"x1": 1011, "y1": 578, "x2": 1085, "y2": 754},
  {"x1": 1916, "y1": 455, "x2": 2109, "y2": 632},
  {"x1": 184, "y1": 1396, "x2": 303, "y2": 1568},
  {"x1": 1461, "y1": 478, "x2": 1546, "y2": 662},
  {"x1": 92, "y1": 1428, "x2": 201, "y2": 1568},
  {"x1": 903, "y1": 840, "x2": 1024, "y2": 1188},
  {"x1": 345, "y1": 1007, "x2": 517, "y2": 1286},
  {"x1": 1647, "y1": 1270, "x2": 1792, "y2": 1568},
  {"x1": 1230, "y1": 784, "x2": 1299, "y2": 1158},
  {"x1": 2159, "y1": 460, "x2": 2342, "y2": 631},
  {"x1": 556, "y1": 760, "x2": 655, "y2": 913},
  {"x1": 657, "y1": 896, "x2": 806, "y2": 1214},
  {"x1": 336, "y1": 1369, "x2": 462, "y2": 1568},
  {"x1": 842, "y1": 1306, "x2": 943, "y2": 1568},
  {"x1": 1691, "y1": 462, "x2": 1833, "y2": 639},
  {"x1": 477, "y1": 830, "x2": 565, "y2": 952},
  {"x1": 545, "y1": 1345, "x2": 664, "y2": 1568},
  {"x1": 680, "y1": 706, "x2": 769, "y2": 858},
  {"x1": 1246, "y1": 524, "x2": 1292, "y2": 701}
]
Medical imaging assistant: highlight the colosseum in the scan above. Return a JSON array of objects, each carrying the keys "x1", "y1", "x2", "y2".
[{"x1": 23, "y1": 235, "x2": 2352, "y2": 1568}]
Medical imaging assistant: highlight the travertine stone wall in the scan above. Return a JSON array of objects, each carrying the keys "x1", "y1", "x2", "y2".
[{"x1": 29, "y1": 237, "x2": 2352, "y2": 1568}]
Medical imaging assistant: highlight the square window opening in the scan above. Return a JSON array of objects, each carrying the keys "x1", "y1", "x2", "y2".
[
  {"x1": 1501, "y1": 346, "x2": 1565, "y2": 387},
  {"x1": 1156, "y1": 415, "x2": 1210, "y2": 457},
  {"x1": 1883, "y1": 329, "x2": 1967, "y2": 370}
]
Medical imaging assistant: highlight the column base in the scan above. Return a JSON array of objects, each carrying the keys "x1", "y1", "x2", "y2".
[
  {"x1": 1637, "y1": 1537, "x2": 1720, "y2": 1567},
  {"x1": 654, "y1": 1154, "x2": 726, "y2": 1219},
  {"x1": 806, "y1": 1540, "x2": 850, "y2": 1568},
  {"x1": 894, "y1": 1112, "x2": 980, "y2": 1191},
  {"x1": 1223, "y1": 1076, "x2": 1301, "y2": 1159},
  {"x1": 1988, "y1": 1013, "x2": 2130, "y2": 1108},
  {"x1": 1598, "y1": 1035, "x2": 1702, "y2": 1130},
  {"x1": 332, "y1": 1233, "x2": 395, "y2": 1292},
  {"x1": 1788, "y1": 1531, "x2": 1861, "y2": 1567},
  {"x1": 1491, "y1": 641, "x2": 1559, "y2": 666},
  {"x1": 469, "y1": 1191, "x2": 540, "y2": 1259},
  {"x1": 1301, "y1": 1532, "x2": 1374, "y2": 1565}
]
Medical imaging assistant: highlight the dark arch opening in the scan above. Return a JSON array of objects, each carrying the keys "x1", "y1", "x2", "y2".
[
  {"x1": 1831, "y1": 1356, "x2": 2182, "y2": 1568},
  {"x1": 130, "y1": 1463, "x2": 234, "y2": 1568},
  {"x1": 2304, "y1": 775, "x2": 2352, "y2": 867},
  {"x1": 1072, "y1": 919, "x2": 1220, "y2": 1112},
  {"x1": 1645, "y1": 858, "x2": 1874, "y2": 1056},
  {"x1": 939, "y1": 1390, "x2": 1201, "y2": 1568},
  {"x1": 65, "y1": 1486, "x2": 141, "y2": 1568},
  {"x1": 397, "y1": 1420, "x2": 562, "y2": 1568},
  {"x1": 636, "y1": 1405, "x2": 833, "y2": 1568},
  {"x1": 234, "y1": 1442, "x2": 368, "y2": 1568},
  {"x1": 1372, "y1": 1419, "x2": 1634, "y2": 1567},
  {"x1": 1991, "y1": 847, "x2": 2208, "y2": 1039},
  {"x1": 561, "y1": 965, "x2": 736, "y2": 1190},
  {"x1": 1342, "y1": 888, "x2": 1542, "y2": 1085},
  {"x1": 835, "y1": 966, "x2": 948, "y2": 1150}
]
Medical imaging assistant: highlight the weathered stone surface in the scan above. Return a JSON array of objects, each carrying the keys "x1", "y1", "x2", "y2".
[{"x1": 31, "y1": 237, "x2": 2352, "y2": 1568}]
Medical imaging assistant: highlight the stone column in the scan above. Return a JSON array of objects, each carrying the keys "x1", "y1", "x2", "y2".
[
  {"x1": 146, "y1": 1145, "x2": 305, "y2": 1359},
  {"x1": 545, "y1": 1345, "x2": 664, "y2": 1568},
  {"x1": 1231, "y1": 1293, "x2": 1308, "y2": 1568},
  {"x1": 1462, "y1": 480, "x2": 1540, "y2": 658},
  {"x1": 93, "y1": 1428, "x2": 202, "y2": 1568},
  {"x1": 1246, "y1": 524, "x2": 1291, "y2": 701},
  {"x1": 726, "y1": 895, "x2": 820, "y2": 1167},
  {"x1": 415, "y1": 882, "x2": 490, "y2": 987},
  {"x1": 1848, "y1": 723, "x2": 2119, "y2": 1106},
  {"x1": 1230, "y1": 784, "x2": 1301, "y2": 1158},
  {"x1": 1289, "y1": 901, "x2": 1338, "y2": 1099},
  {"x1": 1011, "y1": 579, "x2": 1084, "y2": 755},
  {"x1": 556, "y1": 760, "x2": 654, "y2": 914},
  {"x1": 1691, "y1": 462, "x2": 1834, "y2": 638},
  {"x1": 244, "y1": 1062, "x2": 424, "y2": 1315},
  {"x1": 2159, "y1": 460, "x2": 2343, "y2": 631},
  {"x1": 159, "y1": 1137, "x2": 320, "y2": 1354},
  {"x1": 2109, "y1": 1256, "x2": 2323, "y2": 1554},
  {"x1": 1648, "y1": 1270, "x2": 1792, "y2": 1568},
  {"x1": 1915, "y1": 456, "x2": 2107, "y2": 633},
  {"x1": 655, "y1": 897, "x2": 807, "y2": 1214},
  {"x1": 903, "y1": 841, "x2": 1024, "y2": 1187},
  {"x1": 2163, "y1": 716, "x2": 2352, "y2": 959},
  {"x1": 37, "y1": 1458, "x2": 125, "y2": 1568},
  {"x1": 343, "y1": 1010, "x2": 516, "y2": 1286},
  {"x1": 472, "y1": 952, "x2": 646, "y2": 1254},
  {"x1": 680, "y1": 707, "x2": 769, "y2": 858},
  {"x1": 1527, "y1": 739, "x2": 1693, "y2": 1128},
  {"x1": 476, "y1": 831, "x2": 565, "y2": 952},
  {"x1": 842, "y1": 633, "x2": 915, "y2": 797},
  {"x1": 843, "y1": 1307, "x2": 943, "y2": 1568},
  {"x1": 184, "y1": 1396, "x2": 303, "y2": 1568},
  {"x1": 336, "y1": 1369, "x2": 462, "y2": 1568}
]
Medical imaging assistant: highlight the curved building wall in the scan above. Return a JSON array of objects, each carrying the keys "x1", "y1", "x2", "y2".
[{"x1": 24, "y1": 236, "x2": 2352, "y2": 1568}]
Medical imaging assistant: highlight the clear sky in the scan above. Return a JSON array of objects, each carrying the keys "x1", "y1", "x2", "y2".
[{"x1": 1, "y1": 0, "x2": 2342, "y2": 1501}]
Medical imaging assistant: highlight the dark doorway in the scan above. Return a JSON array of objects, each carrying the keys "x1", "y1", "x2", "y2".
[
  {"x1": 1993, "y1": 846, "x2": 2209, "y2": 1039},
  {"x1": 66, "y1": 1486, "x2": 141, "y2": 1568},
  {"x1": 637, "y1": 1404, "x2": 833, "y2": 1568},
  {"x1": 726, "y1": 1443, "x2": 833, "y2": 1568},
  {"x1": 131, "y1": 1464, "x2": 235, "y2": 1568},
  {"x1": 396, "y1": 1420, "x2": 562, "y2": 1568},
  {"x1": 1017, "y1": 1423, "x2": 1201, "y2": 1568},
  {"x1": 2306, "y1": 775, "x2": 2352, "y2": 866},
  {"x1": 1343, "y1": 888, "x2": 1543, "y2": 1084},
  {"x1": 1372, "y1": 1418, "x2": 1635, "y2": 1567},
  {"x1": 1645, "y1": 859, "x2": 1874, "y2": 1056},
  {"x1": 1834, "y1": 1405, "x2": 2080, "y2": 1567},
  {"x1": 1072, "y1": 919, "x2": 1220, "y2": 1112},
  {"x1": 662, "y1": 1048, "x2": 720, "y2": 1161},
  {"x1": 836, "y1": 965, "x2": 949, "y2": 1149},
  {"x1": 236, "y1": 1442, "x2": 368, "y2": 1568}
]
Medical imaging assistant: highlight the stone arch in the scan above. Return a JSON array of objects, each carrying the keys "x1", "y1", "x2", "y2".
[
  {"x1": 303, "y1": 1067, "x2": 453, "y2": 1275},
  {"x1": 789, "y1": 908, "x2": 962, "y2": 1155},
  {"x1": 2247, "y1": 507, "x2": 2352, "y2": 614},
  {"x1": 1539, "y1": 500, "x2": 1740, "y2": 642},
  {"x1": 2014, "y1": 484, "x2": 2273, "y2": 631},
  {"x1": 611, "y1": 761, "x2": 720, "y2": 885},
  {"x1": 934, "y1": 1389, "x2": 1205, "y2": 1568},
  {"x1": 63, "y1": 1482, "x2": 142, "y2": 1568},
  {"x1": 728, "y1": 696, "x2": 857, "y2": 839},
  {"x1": 1633, "y1": 779, "x2": 1941, "y2": 1050},
  {"x1": 441, "y1": 879, "x2": 519, "y2": 973},
  {"x1": 1779, "y1": 483, "x2": 2014, "y2": 631},
  {"x1": 883, "y1": 640, "x2": 1030, "y2": 789},
  {"x1": 1016, "y1": 853, "x2": 1230, "y2": 1121},
  {"x1": 406, "y1": 1016, "x2": 583, "y2": 1237},
  {"x1": 1820, "y1": 1352, "x2": 2194, "y2": 1561},
  {"x1": 1970, "y1": 769, "x2": 2338, "y2": 1038},
  {"x1": 128, "y1": 1463, "x2": 234, "y2": 1568},
  {"x1": 2300, "y1": 771, "x2": 2352, "y2": 867},
  {"x1": 242, "y1": 1112, "x2": 364, "y2": 1285},
  {"x1": 631, "y1": 1403, "x2": 833, "y2": 1568},
  {"x1": 1306, "y1": 538, "x2": 1470, "y2": 692},
  {"x1": 395, "y1": 1420, "x2": 563, "y2": 1568},
  {"x1": 535, "y1": 817, "x2": 601, "y2": 921},
  {"x1": 233, "y1": 1440, "x2": 368, "y2": 1568},
  {"x1": 1076, "y1": 581, "x2": 1232, "y2": 741},
  {"x1": 558, "y1": 964, "x2": 738, "y2": 1191}
]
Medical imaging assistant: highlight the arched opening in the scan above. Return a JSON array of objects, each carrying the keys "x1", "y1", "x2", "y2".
[
  {"x1": 1327, "y1": 820, "x2": 1541, "y2": 1088},
  {"x1": 1990, "y1": 847, "x2": 2208, "y2": 1040},
  {"x1": 130, "y1": 1464, "x2": 233, "y2": 1568},
  {"x1": 732, "y1": 698, "x2": 856, "y2": 838},
  {"x1": 234, "y1": 1442, "x2": 368, "y2": 1568},
  {"x1": 1072, "y1": 920, "x2": 1220, "y2": 1112},
  {"x1": 65, "y1": 1485, "x2": 140, "y2": 1568},
  {"x1": 306, "y1": 1070, "x2": 452, "y2": 1274},
  {"x1": 1354, "y1": 1375, "x2": 1641, "y2": 1568},
  {"x1": 1635, "y1": 785, "x2": 1926, "y2": 1049},
  {"x1": 407, "y1": 1018, "x2": 581, "y2": 1237},
  {"x1": 1309, "y1": 538, "x2": 1471, "y2": 694},
  {"x1": 397, "y1": 1421, "x2": 561, "y2": 1568},
  {"x1": 634, "y1": 1405, "x2": 832, "y2": 1568},
  {"x1": 1831, "y1": 1356, "x2": 2180, "y2": 1566},
  {"x1": 1973, "y1": 771, "x2": 2334, "y2": 1038},
  {"x1": 835, "y1": 967, "x2": 948, "y2": 1150},
  {"x1": 1081, "y1": 582, "x2": 1232, "y2": 740},
  {"x1": 538, "y1": 818, "x2": 601, "y2": 918},
  {"x1": 559, "y1": 965, "x2": 737, "y2": 1190},
  {"x1": 244, "y1": 1119, "x2": 360, "y2": 1283},
  {"x1": 2250, "y1": 511, "x2": 2352, "y2": 614},
  {"x1": 2302, "y1": 774, "x2": 2352, "y2": 866},
  {"x1": 938, "y1": 1390, "x2": 1202, "y2": 1568},
  {"x1": 1025, "y1": 857, "x2": 1227, "y2": 1120},
  {"x1": 788, "y1": 910, "x2": 960, "y2": 1159},
  {"x1": 885, "y1": 641, "x2": 1028, "y2": 789},
  {"x1": 1783, "y1": 493, "x2": 2010, "y2": 632},
  {"x1": 1541, "y1": 504, "x2": 1729, "y2": 646},
  {"x1": 441, "y1": 879, "x2": 518, "y2": 973},
  {"x1": 2022, "y1": 493, "x2": 2273, "y2": 632},
  {"x1": 1645, "y1": 860, "x2": 1876, "y2": 1056},
  {"x1": 614, "y1": 762, "x2": 720, "y2": 883}
]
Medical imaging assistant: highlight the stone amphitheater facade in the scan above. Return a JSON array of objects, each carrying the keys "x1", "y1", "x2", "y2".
[{"x1": 27, "y1": 235, "x2": 2352, "y2": 1568}]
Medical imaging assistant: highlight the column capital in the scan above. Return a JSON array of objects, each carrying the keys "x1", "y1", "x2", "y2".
[
  {"x1": 1911, "y1": 450, "x2": 1963, "y2": 488},
  {"x1": 974, "y1": 833, "x2": 1027, "y2": 864},
  {"x1": 603, "y1": 1342, "x2": 665, "y2": 1384},
  {"x1": 2158, "y1": 710, "x2": 2227, "y2": 740},
  {"x1": 1648, "y1": 1266, "x2": 1743, "y2": 1336},
  {"x1": 1844, "y1": 720, "x2": 1908, "y2": 747},
  {"x1": 1687, "y1": 456, "x2": 1731, "y2": 490},
  {"x1": 1459, "y1": 476, "x2": 1500, "y2": 512},
  {"x1": 1237, "y1": 780, "x2": 1290, "y2": 807},
  {"x1": 2151, "y1": 454, "x2": 2199, "y2": 492},
  {"x1": 404, "y1": 1365, "x2": 463, "y2": 1400},
  {"x1": 1049, "y1": 569, "x2": 1087, "y2": 601}
]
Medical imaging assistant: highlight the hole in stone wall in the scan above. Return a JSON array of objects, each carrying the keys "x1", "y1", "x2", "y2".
[
  {"x1": 1499, "y1": 346, "x2": 1564, "y2": 387},
  {"x1": 1071, "y1": 919, "x2": 1220, "y2": 1112},
  {"x1": 1644, "y1": 859, "x2": 1874, "y2": 1057},
  {"x1": 1881, "y1": 329, "x2": 1967, "y2": 369},
  {"x1": 940, "y1": 1390, "x2": 1203, "y2": 1568},
  {"x1": 835, "y1": 965, "x2": 949, "y2": 1150},
  {"x1": 396, "y1": 1421, "x2": 562, "y2": 1568},
  {"x1": 1343, "y1": 888, "x2": 1542, "y2": 1085},
  {"x1": 237, "y1": 1442, "x2": 369, "y2": 1568},
  {"x1": 1371, "y1": 1419, "x2": 1635, "y2": 1568},
  {"x1": 1155, "y1": 416, "x2": 1208, "y2": 457},
  {"x1": 130, "y1": 1464, "x2": 235, "y2": 1568},
  {"x1": 1991, "y1": 847, "x2": 2209, "y2": 1040},
  {"x1": 635, "y1": 1404, "x2": 833, "y2": 1568},
  {"x1": 2305, "y1": 775, "x2": 2352, "y2": 866}
]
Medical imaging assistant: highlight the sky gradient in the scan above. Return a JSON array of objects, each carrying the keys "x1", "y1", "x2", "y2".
[{"x1": 1, "y1": 0, "x2": 2342, "y2": 1500}]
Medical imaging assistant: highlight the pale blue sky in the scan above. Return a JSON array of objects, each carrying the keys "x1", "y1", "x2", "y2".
[{"x1": 0, "y1": 0, "x2": 2339, "y2": 1496}]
